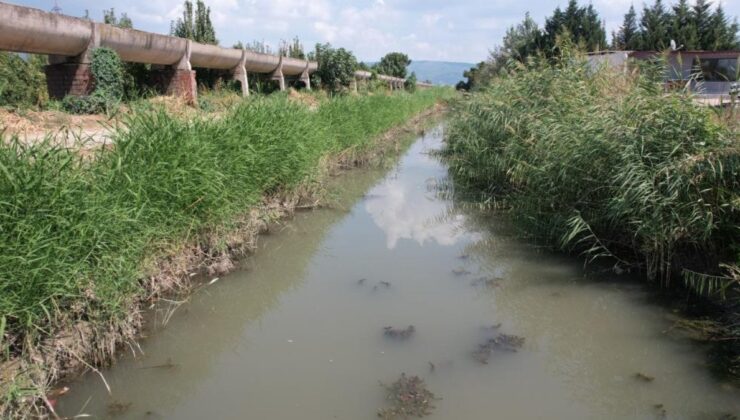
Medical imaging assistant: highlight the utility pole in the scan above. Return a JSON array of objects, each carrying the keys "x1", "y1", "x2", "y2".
[{"x1": 51, "y1": 0, "x2": 62, "y2": 14}]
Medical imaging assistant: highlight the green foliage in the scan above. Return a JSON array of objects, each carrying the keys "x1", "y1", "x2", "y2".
[
  {"x1": 279, "y1": 37, "x2": 306, "y2": 59},
  {"x1": 0, "y1": 53, "x2": 48, "y2": 109},
  {"x1": 638, "y1": 0, "x2": 670, "y2": 50},
  {"x1": 103, "y1": 8, "x2": 132, "y2": 28},
  {"x1": 60, "y1": 92, "x2": 109, "y2": 114},
  {"x1": 541, "y1": 0, "x2": 607, "y2": 53},
  {"x1": 377, "y1": 52, "x2": 412, "y2": 79},
  {"x1": 171, "y1": 0, "x2": 218, "y2": 45},
  {"x1": 405, "y1": 72, "x2": 417, "y2": 92},
  {"x1": 63, "y1": 48, "x2": 124, "y2": 114},
  {"x1": 444, "y1": 50, "x2": 739, "y2": 289},
  {"x1": 312, "y1": 43, "x2": 358, "y2": 94},
  {"x1": 0, "y1": 91, "x2": 444, "y2": 371},
  {"x1": 613, "y1": 5, "x2": 641, "y2": 50}
]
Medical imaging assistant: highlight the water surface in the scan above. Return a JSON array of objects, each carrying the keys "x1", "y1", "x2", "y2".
[{"x1": 58, "y1": 124, "x2": 739, "y2": 419}]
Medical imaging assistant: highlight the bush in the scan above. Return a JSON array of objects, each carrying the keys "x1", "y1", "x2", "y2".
[
  {"x1": 0, "y1": 52, "x2": 48, "y2": 108},
  {"x1": 312, "y1": 43, "x2": 358, "y2": 94}
]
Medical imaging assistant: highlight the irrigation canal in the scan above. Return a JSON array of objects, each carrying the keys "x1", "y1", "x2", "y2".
[{"x1": 57, "y1": 123, "x2": 739, "y2": 419}]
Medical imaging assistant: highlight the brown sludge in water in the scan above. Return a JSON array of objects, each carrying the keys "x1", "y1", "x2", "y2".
[
  {"x1": 634, "y1": 372, "x2": 655, "y2": 382},
  {"x1": 107, "y1": 400, "x2": 132, "y2": 416},
  {"x1": 384, "y1": 325, "x2": 416, "y2": 339},
  {"x1": 378, "y1": 373, "x2": 437, "y2": 419},
  {"x1": 472, "y1": 333, "x2": 525, "y2": 364}
]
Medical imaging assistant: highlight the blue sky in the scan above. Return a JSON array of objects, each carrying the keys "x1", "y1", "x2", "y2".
[{"x1": 12, "y1": 0, "x2": 740, "y2": 63}]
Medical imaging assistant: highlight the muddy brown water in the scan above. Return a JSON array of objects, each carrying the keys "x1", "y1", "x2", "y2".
[{"x1": 57, "y1": 124, "x2": 739, "y2": 419}]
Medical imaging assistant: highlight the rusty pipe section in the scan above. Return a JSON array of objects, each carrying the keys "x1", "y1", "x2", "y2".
[{"x1": 0, "y1": 2, "x2": 317, "y2": 75}]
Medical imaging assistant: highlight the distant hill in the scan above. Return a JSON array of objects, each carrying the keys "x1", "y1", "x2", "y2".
[{"x1": 407, "y1": 61, "x2": 473, "y2": 86}]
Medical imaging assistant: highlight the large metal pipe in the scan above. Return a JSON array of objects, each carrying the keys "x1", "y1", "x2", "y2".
[
  {"x1": 0, "y1": 2, "x2": 92, "y2": 56},
  {"x1": 190, "y1": 42, "x2": 241, "y2": 69},
  {"x1": 0, "y1": 2, "x2": 318, "y2": 76},
  {"x1": 99, "y1": 24, "x2": 187, "y2": 66}
]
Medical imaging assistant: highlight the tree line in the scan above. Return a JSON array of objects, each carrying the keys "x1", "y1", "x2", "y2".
[{"x1": 458, "y1": 0, "x2": 739, "y2": 90}]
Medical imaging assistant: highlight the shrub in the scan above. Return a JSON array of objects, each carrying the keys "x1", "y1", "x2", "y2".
[{"x1": 0, "y1": 52, "x2": 48, "y2": 108}]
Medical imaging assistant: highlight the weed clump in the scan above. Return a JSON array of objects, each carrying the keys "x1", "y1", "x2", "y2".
[
  {"x1": 472, "y1": 333, "x2": 525, "y2": 364},
  {"x1": 378, "y1": 373, "x2": 437, "y2": 419}
]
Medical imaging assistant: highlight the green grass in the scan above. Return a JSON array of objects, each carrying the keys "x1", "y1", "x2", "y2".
[{"x1": 0, "y1": 89, "x2": 449, "y2": 365}]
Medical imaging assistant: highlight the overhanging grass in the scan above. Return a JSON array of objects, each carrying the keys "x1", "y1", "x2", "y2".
[{"x1": 0, "y1": 89, "x2": 449, "y2": 358}]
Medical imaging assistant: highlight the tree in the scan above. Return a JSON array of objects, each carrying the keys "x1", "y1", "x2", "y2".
[
  {"x1": 638, "y1": 0, "x2": 669, "y2": 50},
  {"x1": 613, "y1": 5, "x2": 640, "y2": 50},
  {"x1": 541, "y1": 0, "x2": 606, "y2": 54},
  {"x1": 668, "y1": 0, "x2": 698, "y2": 49},
  {"x1": 279, "y1": 37, "x2": 306, "y2": 59},
  {"x1": 405, "y1": 71, "x2": 417, "y2": 92},
  {"x1": 103, "y1": 8, "x2": 133, "y2": 29},
  {"x1": 171, "y1": 0, "x2": 218, "y2": 45},
  {"x1": 244, "y1": 40, "x2": 272, "y2": 54},
  {"x1": 502, "y1": 12, "x2": 541, "y2": 61},
  {"x1": 312, "y1": 43, "x2": 357, "y2": 93},
  {"x1": 709, "y1": 4, "x2": 740, "y2": 50},
  {"x1": 377, "y1": 52, "x2": 411, "y2": 78},
  {"x1": 692, "y1": 0, "x2": 713, "y2": 49}
]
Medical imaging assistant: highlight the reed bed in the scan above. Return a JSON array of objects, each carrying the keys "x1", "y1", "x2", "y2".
[
  {"x1": 444, "y1": 53, "x2": 739, "y2": 298},
  {"x1": 0, "y1": 89, "x2": 448, "y2": 415},
  {"x1": 444, "y1": 54, "x2": 740, "y2": 376}
]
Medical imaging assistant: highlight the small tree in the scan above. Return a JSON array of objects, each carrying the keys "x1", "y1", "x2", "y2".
[
  {"x1": 171, "y1": 0, "x2": 218, "y2": 45},
  {"x1": 377, "y1": 52, "x2": 411, "y2": 78},
  {"x1": 103, "y1": 8, "x2": 132, "y2": 29},
  {"x1": 313, "y1": 43, "x2": 357, "y2": 94},
  {"x1": 405, "y1": 72, "x2": 417, "y2": 92},
  {"x1": 279, "y1": 37, "x2": 306, "y2": 59}
]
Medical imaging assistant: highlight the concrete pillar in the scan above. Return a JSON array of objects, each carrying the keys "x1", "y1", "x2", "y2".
[
  {"x1": 299, "y1": 62, "x2": 311, "y2": 91},
  {"x1": 162, "y1": 40, "x2": 198, "y2": 105},
  {"x1": 350, "y1": 77, "x2": 358, "y2": 93},
  {"x1": 233, "y1": 48, "x2": 249, "y2": 97},
  {"x1": 271, "y1": 56, "x2": 286, "y2": 91},
  {"x1": 44, "y1": 21, "x2": 99, "y2": 99}
]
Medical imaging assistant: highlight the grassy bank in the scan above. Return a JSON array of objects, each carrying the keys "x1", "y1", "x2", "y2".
[
  {"x1": 443, "y1": 53, "x2": 739, "y2": 372},
  {"x1": 0, "y1": 88, "x2": 451, "y2": 416}
]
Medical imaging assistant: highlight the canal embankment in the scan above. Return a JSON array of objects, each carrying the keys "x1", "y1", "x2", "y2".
[{"x1": 0, "y1": 89, "x2": 451, "y2": 418}]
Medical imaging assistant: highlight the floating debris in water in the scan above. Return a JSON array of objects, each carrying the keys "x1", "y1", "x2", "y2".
[
  {"x1": 378, "y1": 373, "x2": 438, "y2": 419},
  {"x1": 457, "y1": 254, "x2": 470, "y2": 260},
  {"x1": 384, "y1": 325, "x2": 416, "y2": 340},
  {"x1": 472, "y1": 333, "x2": 525, "y2": 364},
  {"x1": 358, "y1": 278, "x2": 367, "y2": 285},
  {"x1": 107, "y1": 400, "x2": 132, "y2": 416},
  {"x1": 374, "y1": 281, "x2": 392, "y2": 291},
  {"x1": 452, "y1": 268, "x2": 471, "y2": 276},
  {"x1": 428, "y1": 361, "x2": 435, "y2": 372},
  {"x1": 634, "y1": 372, "x2": 655, "y2": 382}
]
